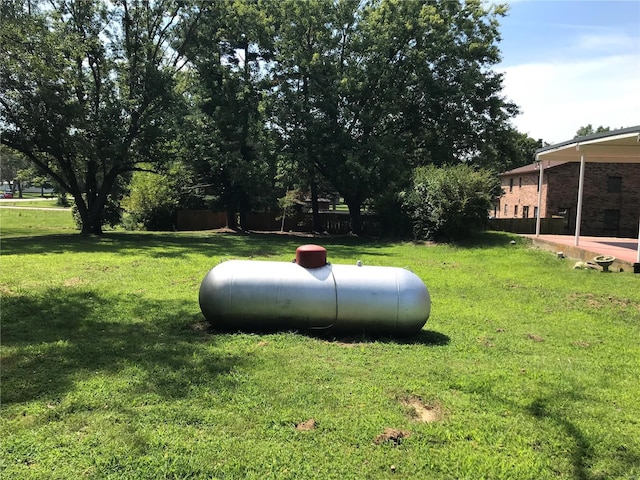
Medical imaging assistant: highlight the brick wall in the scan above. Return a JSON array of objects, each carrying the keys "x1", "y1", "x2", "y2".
[
  {"x1": 496, "y1": 170, "x2": 546, "y2": 219},
  {"x1": 497, "y1": 162, "x2": 640, "y2": 237}
]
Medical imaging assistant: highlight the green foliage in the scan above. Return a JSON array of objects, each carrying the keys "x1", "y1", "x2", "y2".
[
  {"x1": 2, "y1": 0, "x2": 523, "y2": 236},
  {"x1": 276, "y1": 189, "x2": 305, "y2": 231},
  {"x1": 178, "y1": 2, "x2": 277, "y2": 228},
  {"x1": 404, "y1": 164, "x2": 500, "y2": 241},
  {"x1": 57, "y1": 193, "x2": 71, "y2": 207},
  {"x1": 0, "y1": 1, "x2": 198, "y2": 234},
  {"x1": 474, "y1": 128, "x2": 545, "y2": 172},
  {"x1": 372, "y1": 188, "x2": 413, "y2": 238},
  {"x1": 575, "y1": 124, "x2": 611, "y2": 138},
  {"x1": 265, "y1": 0, "x2": 518, "y2": 234},
  {"x1": 121, "y1": 171, "x2": 179, "y2": 231}
]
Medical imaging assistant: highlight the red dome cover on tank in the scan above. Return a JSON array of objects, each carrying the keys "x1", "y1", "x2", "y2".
[{"x1": 295, "y1": 244, "x2": 327, "y2": 268}]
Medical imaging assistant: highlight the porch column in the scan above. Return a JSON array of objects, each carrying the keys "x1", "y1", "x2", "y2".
[
  {"x1": 574, "y1": 154, "x2": 586, "y2": 246},
  {"x1": 535, "y1": 157, "x2": 543, "y2": 236}
]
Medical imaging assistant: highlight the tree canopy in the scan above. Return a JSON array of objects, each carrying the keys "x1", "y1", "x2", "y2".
[
  {"x1": 1, "y1": 0, "x2": 198, "y2": 233},
  {"x1": 575, "y1": 124, "x2": 611, "y2": 138},
  {"x1": 2, "y1": 0, "x2": 528, "y2": 235}
]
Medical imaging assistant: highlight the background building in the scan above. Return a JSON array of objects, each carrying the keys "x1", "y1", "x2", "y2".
[{"x1": 496, "y1": 161, "x2": 640, "y2": 238}]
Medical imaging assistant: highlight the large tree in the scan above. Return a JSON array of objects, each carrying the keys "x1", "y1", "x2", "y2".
[
  {"x1": 178, "y1": 0, "x2": 276, "y2": 230},
  {"x1": 0, "y1": 0, "x2": 199, "y2": 234},
  {"x1": 267, "y1": 0, "x2": 518, "y2": 234},
  {"x1": 266, "y1": 0, "x2": 348, "y2": 232}
]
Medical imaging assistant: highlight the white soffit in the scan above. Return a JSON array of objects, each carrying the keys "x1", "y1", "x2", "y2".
[{"x1": 536, "y1": 128, "x2": 640, "y2": 163}]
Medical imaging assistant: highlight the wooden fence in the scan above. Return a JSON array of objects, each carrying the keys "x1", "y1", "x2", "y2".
[
  {"x1": 488, "y1": 217, "x2": 566, "y2": 235},
  {"x1": 175, "y1": 210, "x2": 227, "y2": 231},
  {"x1": 175, "y1": 210, "x2": 380, "y2": 235}
]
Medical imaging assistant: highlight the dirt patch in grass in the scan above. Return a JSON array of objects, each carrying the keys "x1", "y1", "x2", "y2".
[
  {"x1": 527, "y1": 334, "x2": 545, "y2": 342},
  {"x1": 0, "y1": 284, "x2": 16, "y2": 296},
  {"x1": 569, "y1": 293, "x2": 640, "y2": 312},
  {"x1": 63, "y1": 277, "x2": 84, "y2": 287},
  {"x1": 190, "y1": 321, "x2": 210, "y2": 332},
  {"x1": 400, "y1": 396, "x2": 444, "y2": 423},
  {"x1": 334, "y1": 341, "x2": 366, "y2": 348},
  {"x1": 374, "y1": 427, "x2": 411, "y2": 445},
  {"x1": 211, "y1": 227, "x2": 317, "y2": 238},
  {"x1": 477, "y1": 335, "x2": 495, "y2": 348},
  {"x1": 295, "y1": 419, "x2": 316, "y2": 431}
]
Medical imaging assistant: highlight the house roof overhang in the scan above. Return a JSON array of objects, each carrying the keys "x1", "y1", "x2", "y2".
[
  {"x1": 531, "y1": 125, "x2": 640, "y2": 264},
  {"x1": 535, "y1": 125, "x2": 640, "y2": 163}
]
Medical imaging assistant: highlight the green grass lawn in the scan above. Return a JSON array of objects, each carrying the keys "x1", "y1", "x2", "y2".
[
  {"x1": 1, "y1": 205, "x2": 76, "y2": 237},
  {"x1": 0, "y1": 199, "x2": 64, "y2": 208},
  {"x1": 1, "y1": 211, "x2": 639, "y2": 479}
]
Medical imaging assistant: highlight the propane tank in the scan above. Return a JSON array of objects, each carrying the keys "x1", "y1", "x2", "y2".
[{"x1": 199, "y1": 245, "x2": 430, "y2": 334}]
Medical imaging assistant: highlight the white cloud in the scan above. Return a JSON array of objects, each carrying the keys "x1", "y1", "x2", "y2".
[
  {"x1": 500, "y1": 53, "x2": 640, "y2": 143},
  {"x1": 576, "y1": 33, "x2": 637, "y2": 52}
]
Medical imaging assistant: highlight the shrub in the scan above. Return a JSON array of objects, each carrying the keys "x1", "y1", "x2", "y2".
[
  {"x1": 372, "y1": 189, "x2": 413, "y2": 238},
  {"x1": 403, "y1": 164, "x2": 499, "y2": 241},
  {"x1": 121, "y1": 171, "x2": 178, "y2": 231}
]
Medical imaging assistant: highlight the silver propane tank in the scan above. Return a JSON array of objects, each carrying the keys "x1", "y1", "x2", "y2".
[{"x1": 198, "y1": 244, "x2": 430, "y2": 335}]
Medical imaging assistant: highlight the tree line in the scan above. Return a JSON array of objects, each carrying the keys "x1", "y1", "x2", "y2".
[{"x1": 1, "y1": 0, "x2": 542, "y2": 238}]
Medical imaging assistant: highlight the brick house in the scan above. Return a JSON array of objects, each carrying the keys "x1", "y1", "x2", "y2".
[{"x1": 496, "y1": 160, "x2": 640, "y2": 238}]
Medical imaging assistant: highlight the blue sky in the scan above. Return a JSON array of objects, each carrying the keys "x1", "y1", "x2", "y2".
[{"x1": 496, "y1": 0, "x2": 640, "y2": 143}]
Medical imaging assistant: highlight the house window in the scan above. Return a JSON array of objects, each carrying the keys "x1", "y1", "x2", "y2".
[
  {"x1": 519, "y1": 177, "x2": 522, "y2": 188},
  {"x1": 509, "y1": 178, "x2": 514, "y2": 192},
  {"x1": 534, "y1": 206, "x2": 538, "y2": 218},
  {"x1": 522, "y1": 206, "x2": 529, "y2": 218},
  {"x1": 514, "y1": 205, "x2": 518, "y2": 217},
  {"x1": 607, "y1": 176, "x2": 622, "y2": 193},
  {"x1": 504, "y1": 204, "x2": 508, "y2": 215},
  {"x1": 603, "y1": 209, "x2": 620, "y2": 230}
]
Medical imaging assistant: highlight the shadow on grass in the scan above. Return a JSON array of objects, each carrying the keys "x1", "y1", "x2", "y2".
[
  {"x1": 528, "y1": 397, "x2": 591, "y2": 480},
  {"x1": 305, "y1": 329, "x2": 450, "y2": 346},
  {"x1": 451, "y1": 381, "x2": 639, "y2": 479},
  {"x1": 524, "y1": 394, "x2": 639, "y2": 480},
  {"x1": 450, "y1": 231, "x2": 523, "y2": 249},
  {"x1": 0, "y1": 231, "x2": 401, "y2": 259},
  {"x1": 1, "y1": 287, "x2": 246, "y2": 405},
  {"x1": 207, "y1": 325, "x2": 449, "y2": 346}
]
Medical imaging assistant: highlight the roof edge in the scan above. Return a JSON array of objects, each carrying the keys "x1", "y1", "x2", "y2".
[
  {"x1": 535, "y1": 125, "x2": 640, "y2": 156},
  {"x1": 499, "y1": 160, "x2": 569, "y2": 176}
]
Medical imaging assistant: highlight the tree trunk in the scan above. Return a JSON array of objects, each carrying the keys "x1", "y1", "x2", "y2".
[
  {"x1": 310, "y1": 182, "x2": 322, "y2": 233},
  {"x1": 226, "y1": 209, "x2": 238, "y2": 230},
  {"x1": 75, "y1": 195, "x2": 104, "y2": 235},
  {"x1": 83, "y1": 212, "x2": 104, "y2": 235},
  {"x1": 74, "y1": 187, "x2": 110, "y2": 235},
  {"x1": 239, "y1": 208, "x2": 249, "y2": 231},
  {"x1": 346, "y1": 199, "x2": 363, "y2": 235}
]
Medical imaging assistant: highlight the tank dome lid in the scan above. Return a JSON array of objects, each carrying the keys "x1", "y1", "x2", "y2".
[{"x1": 296, "y1": 244, "x2": 327, "y2": 268}]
